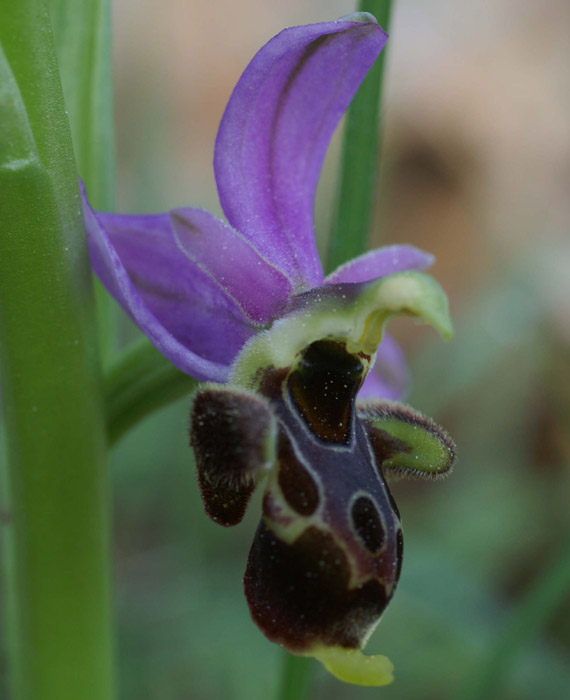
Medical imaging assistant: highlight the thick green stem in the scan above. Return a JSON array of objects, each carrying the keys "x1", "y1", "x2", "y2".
[
  {"x1": 326, "y1": 0, "x2": 394, "y2": 272},
  {"x1": 0, "y1": 3, "x2": 114, "y2": 699}
]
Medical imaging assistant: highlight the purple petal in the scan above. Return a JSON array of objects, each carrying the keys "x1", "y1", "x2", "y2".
[
  {"x1": 214, "y1": 14, "x2": 388, "y2": 291},
  {"x1": 82, "y1": 189, "x2": 257, "y2": 382},
  {"x1": 358, "y1": 335, "x2": 410, "y2": 400},
  {"x1": 325, "y1": 245, "x2": 434, "y2": 286},
  {"x1": 170, "y1": 208, "x2": 292, "y2": 324}
]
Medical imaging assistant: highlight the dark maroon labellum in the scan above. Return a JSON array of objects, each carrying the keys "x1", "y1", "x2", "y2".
[
  {"x1": 242, "y1": 340, "x2": 404, "y2": 652},
  {"x1": 190, "y1": 338, "x2": 455, "y2": 657}
]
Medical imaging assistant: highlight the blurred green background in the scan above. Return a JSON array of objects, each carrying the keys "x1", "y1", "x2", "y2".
[{"x1": 5, "y1": 0, "x2": 570, "y2": 698}]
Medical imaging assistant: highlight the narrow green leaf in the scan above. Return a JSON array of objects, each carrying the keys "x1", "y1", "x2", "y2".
[
  {"x1": 0, "y1": 3, "x2": 114, "y2": 699},
  {"x1": 278, "y1": 654, "x2": 315, "y2": 700},
  {"x1": 326, "y1": 0, "x2": 394, "y2": 272},
  {"x1": 105, "y1": 339, "x2": 197, "y2": 446},
  {"x1": 48, "y1": 0, "x2": 117, "y2": 364},
  {"x1": 48, "y1": 0, "x2": 114, "y2": 210}
]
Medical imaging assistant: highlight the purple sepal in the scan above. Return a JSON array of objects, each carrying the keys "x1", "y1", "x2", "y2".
[
  {"x1": 81, "y1": 186, "x2": 256, "y2": 382},
  {"x1": 359, "y1": 335, "x2": 410, "y2": 400},
  {"x1": 214, "y1": 16, "x2": 388, "y2": 290},
  {"x1": 170, "y1": 208, "x2": 292, "y2": 324},
  {"x1": 325, "y1": 245, "x2": 434, "y2": 285}
]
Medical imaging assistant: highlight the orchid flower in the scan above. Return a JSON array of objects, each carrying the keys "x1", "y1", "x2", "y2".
[{"x1": 82, "y1": 13, "x2": 456, "y2": 686}]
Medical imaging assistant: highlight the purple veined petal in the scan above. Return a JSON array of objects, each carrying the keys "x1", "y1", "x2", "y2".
[
  {"x1": 215, "y1": 14, "x2": 388, "y2": 291},
  {"x1": 358, "y1": 334, "x2": 410, "y2": 400},
  {"x1": 325, "y1": 245, "x2": 434, "y2": 286},
  {"x1": 170, "y1": 208, "x2": 292, "y2": 324},
  {"x1": 81, "y1": 186, "x2": 257, "y2": 382}
]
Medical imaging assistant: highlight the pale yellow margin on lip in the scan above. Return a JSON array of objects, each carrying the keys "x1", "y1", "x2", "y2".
[{"x1": 230, "y1": 270, "x2": 453, "y2": 389}]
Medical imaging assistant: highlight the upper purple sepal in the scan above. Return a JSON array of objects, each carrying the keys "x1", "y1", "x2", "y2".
[{"x1": 214, "y1": 16, "x2": 388, "y2": 290}]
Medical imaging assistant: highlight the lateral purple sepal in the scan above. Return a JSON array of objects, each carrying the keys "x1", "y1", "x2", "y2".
[
  {"x1": 214, "y1": 17, "x2": 388, "y2": 290},
  {"x1": 325, "y1": 245, "x2": 434, "y2": 285},
  {"x1": 359, "y1": 335, "x2": 410, "y2": 400},
  {"x1": 81, "y1": 187, "x2": 256, "y2": 381}
]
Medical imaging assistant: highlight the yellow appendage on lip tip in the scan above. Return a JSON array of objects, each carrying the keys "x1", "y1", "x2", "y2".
[{"x1": 307, "y1": 646, "x2": 394, "y2": 686}]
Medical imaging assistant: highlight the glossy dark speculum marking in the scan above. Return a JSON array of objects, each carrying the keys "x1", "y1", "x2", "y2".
[{"x1": 287, "y1": 339, "x2": 366, "y2": 444}]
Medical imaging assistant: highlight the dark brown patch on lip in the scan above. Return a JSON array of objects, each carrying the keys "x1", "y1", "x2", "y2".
[
  {"x1": 351, "y1": 496, "x2": 385, "y2": 554},
  {"x1": 244, "y1": 522, "x2": 388, "y2": 652},
  {"x1": 257, "y1": 366, "x2": 289, "y2": 402},
  {"x1": 287, "y1": 340, "x2": 364, "y2": 444},
  {"x1": 277, "y1": 431, "x2": 319, "y2": 516}
]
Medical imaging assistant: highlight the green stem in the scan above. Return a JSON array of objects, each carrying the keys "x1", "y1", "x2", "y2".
[
  {"x1": 326, "y1": 0, "x2": 394, "y2": 272},
  {"x1": 465, "y1": 534, "x2": 570, "y2": 700},
  {"x1": 0, "y1": 3, "x2": 114, "y2": 699},
  {"x1": 48, "y1": 0, "x2": 117, "y2": 365},
  {"x1": 105, "y1": 339, "x2": 197, "y2": 447},
  {"x1": 278, "y1": 654, "x2": 314, "y2": 700}
]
